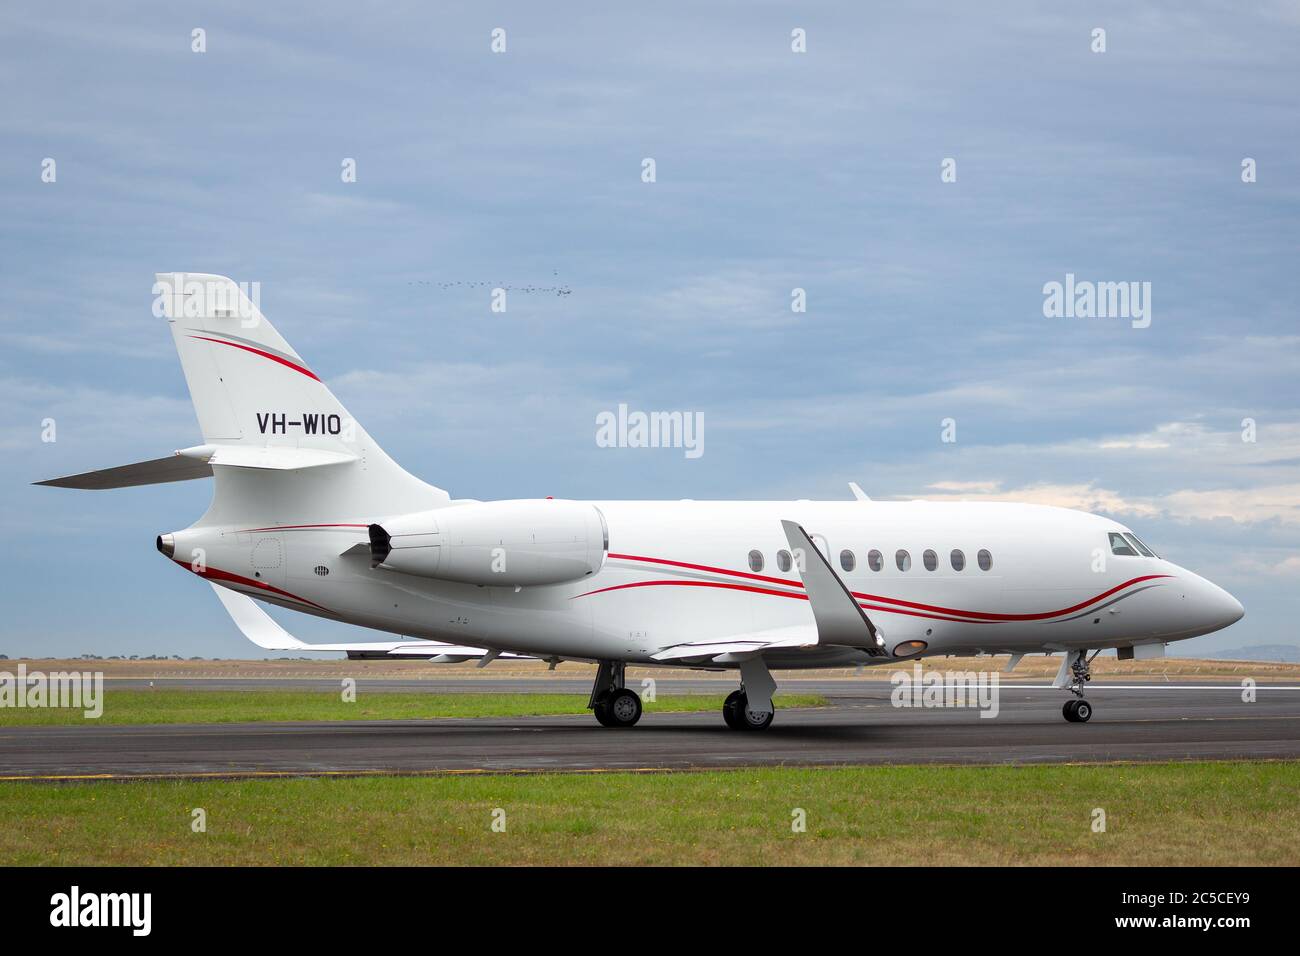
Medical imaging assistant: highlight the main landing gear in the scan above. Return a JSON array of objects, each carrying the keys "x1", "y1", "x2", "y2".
[
  {"x1": 722, "y1": 690, "x2": 774, "y2": 730},
  {"x1": 1060, "y1": 649, "x2": 1097, "y2": 723},
  {"x1": 722, "y1": 657, "x2": 777, "y2": 731},
  {"x1": 587, "y1": 657, "x2": 780, "y2": 731},
  {"x1": 588, "y1": 660, "x2": 643, "y2": 728}
]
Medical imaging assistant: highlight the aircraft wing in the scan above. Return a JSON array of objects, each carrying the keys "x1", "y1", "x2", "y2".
[
  {"x1": 651, "y1": 626, "x2": 818, "y2": 663},
  {"x1": 653, "y1": 522, "x2": 892, "y2": 665},
  {"x1": 211, "y1": 584, "x2": 534, "y2": 662},
  {"x1": 781, "y1": 519, "x2": 888, "y2": 655}
]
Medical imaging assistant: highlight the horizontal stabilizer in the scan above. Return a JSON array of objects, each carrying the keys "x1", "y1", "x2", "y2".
[
  {"x1": 35, "y1": 443, "x2": 357, "y2": 490},
  {"x1": 211, "y1": 584, "x2": 533, "y2": 661},
  {"x1": 201, "y1": 444, "x2": 357, "y2": 470},
  {"x1": 34, "y1": 454, "x2": 213, "y2": 490}
]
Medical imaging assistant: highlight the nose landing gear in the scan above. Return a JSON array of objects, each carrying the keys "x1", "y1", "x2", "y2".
[
  {"x1": 1059, "y1": 650, "x2": 1097, "y2": 722},
  {"x1": 1063, "y1": 698, "x2": 1093, "y2": 722}
]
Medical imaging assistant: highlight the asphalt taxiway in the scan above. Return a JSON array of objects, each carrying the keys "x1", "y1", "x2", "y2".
[{"x1": 1, "y1": 680, "x2": 1297, "y2": 779}]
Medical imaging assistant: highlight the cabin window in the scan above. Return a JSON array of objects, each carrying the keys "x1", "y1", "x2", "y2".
[
  {"x1": 977, "y1": 549, "x2": 993, "y2": 571},
  {"x1": 867, "y1": 549, "x2": 883, "y2": 572},
  {"x1": 1122, "y1": 532, "x2": 1156, "y2": 558},
  {"x1": 777, "y1": 549, "x2": 793, "y2": 572},
  {"x1": 1108, "y1": 533, "x2": 1138, "y2": 557},
  {"x1": 840, "y1": 549, "x2": 856, "y2": 572},
  {"x1": 923, "y1": 549, "x2": 937, "y2": 571},
  {"x1": 896, "y1": 549, "x2": 911, "y2": 572},
  {"x1": 748, "y1": 549, "x2": 764, "y2": 573},
  {"x1": 950, "y1": 549, "x2": 965, "y2": 571}
]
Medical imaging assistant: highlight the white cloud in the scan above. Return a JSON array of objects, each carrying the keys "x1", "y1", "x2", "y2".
[
  {"x1": 919, "y1": 481, "x2": 1161, "y2": 518},
  {"x1": 918, "y1": 478, "x2": 1300, "y2": 528},
  {"x1": 927, "y1": 480, "x2": 1001, "y2": 493}
]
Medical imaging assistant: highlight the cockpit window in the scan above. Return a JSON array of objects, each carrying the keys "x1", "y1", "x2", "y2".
[
  {"x1": 1108, "y1": 532, "x2": 1138, "y2": 557},
  {"x1": 1122, "y1": 532, "x2": 1157, "y2": 558}
]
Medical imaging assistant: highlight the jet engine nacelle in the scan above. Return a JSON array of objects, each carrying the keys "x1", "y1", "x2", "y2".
[{"x1": 369, "y1": 499, "x2": 608, "y2": 587}]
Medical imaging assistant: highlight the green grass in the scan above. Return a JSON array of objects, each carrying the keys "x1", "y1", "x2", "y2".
[
  {"x1": 0, "y1": 762, "x2": 1295, "y2": 865},
  {"x1": 0, "y1": 689, "x2": 825, "y2": 725}
]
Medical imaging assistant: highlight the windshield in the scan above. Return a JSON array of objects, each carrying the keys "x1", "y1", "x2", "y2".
[
  {"x1": 1122, "y1": 531, "x2": 1158, "y2": 558},
  {"x1": 1109, "y1": 530, "x2": 1159, "y2": 558}
]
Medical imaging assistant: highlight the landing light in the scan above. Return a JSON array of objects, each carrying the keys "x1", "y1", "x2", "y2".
[{"x1": 893, "y1": 640, "x2": 928, "y2": 657}]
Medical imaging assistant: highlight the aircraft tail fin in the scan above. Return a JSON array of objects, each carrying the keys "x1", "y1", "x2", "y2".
[
  {"x1": 42, "y1": 273, "x2": 447, "y2": 522},
  {"x1": 156, "y1": 274, "x2": 335, "y2": 444}
]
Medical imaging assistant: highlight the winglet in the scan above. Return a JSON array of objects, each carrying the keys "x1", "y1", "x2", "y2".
[
  {"x1": 848, "y1": 482, "x2": 870, "y2": 501},
  {"x1": 780, "y1": 520, "x2": 887, "y2": 655},
  {"x1": 211, "y1": 583, "x2": 306, "y2": 650},
  {"x1": 210, "y1": 583, "x2": 535, "y2": 661}
]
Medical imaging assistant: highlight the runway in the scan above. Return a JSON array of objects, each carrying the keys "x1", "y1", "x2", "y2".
[{"x1": 2, "y1": 680, "x2": 1298, "y2": 780}]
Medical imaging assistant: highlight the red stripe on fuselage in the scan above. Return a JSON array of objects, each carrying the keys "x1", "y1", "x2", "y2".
[
  {"x1": 172, "y1": 559, "x2": 329, "y2": 611},
  {"x1": 238, "y1": 523, "x2": 370, "y2": 533},
  {"x1": 599, "y1": 552, "x2": 1170, "y2": 622},
  {"x1": 188, "y1": 335, "x2": 320, "y2": 382},
  {"x1": 572, "y1": 578, "x2": 982, "y2": 624}
]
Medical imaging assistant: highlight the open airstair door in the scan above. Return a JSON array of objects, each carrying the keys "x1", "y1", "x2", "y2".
[{"x1": 781, "y1": 520, "x2": 888, "y2": 655}]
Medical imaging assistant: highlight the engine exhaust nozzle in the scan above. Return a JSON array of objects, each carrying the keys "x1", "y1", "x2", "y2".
[
  {"x1": 156, "y1": 533, "x2": 176, "y2": 559},
  {"x1": 368, "y1": 524, "x2": 391, "y2": 569}
]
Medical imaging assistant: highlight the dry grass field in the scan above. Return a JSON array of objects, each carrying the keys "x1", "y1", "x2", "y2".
[{"x1": 6, "y1": 655, "x2": 1296, "y2": 683}]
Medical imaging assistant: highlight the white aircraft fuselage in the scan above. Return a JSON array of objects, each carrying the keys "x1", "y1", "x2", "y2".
[
  {"x1": 41, "y1": 273, "x2": 1245, "y2": 728},
  {"x1": 159, "y1": 498, "x2": 1242, "y2": 668}
]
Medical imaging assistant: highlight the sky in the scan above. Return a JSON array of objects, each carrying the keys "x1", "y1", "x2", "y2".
[{"x1": 1, "y1": 1, "x2": 1297, "y2": 658}]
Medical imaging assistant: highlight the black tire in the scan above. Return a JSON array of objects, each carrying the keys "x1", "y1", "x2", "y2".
[
  {"x1": 593, "y1": 694, "x2": 614, "y2": 727},
  {"x1": 1073, "y1": 699, "x2": 1093, "y2": 723},
  {"x1": 722, "y1": 690, "x2": 744, "y2": 730},
  {"x1": 1063, "y1": 699, "x2": 1080, "y2": 722},
  {"x1": 605, "y1": 688, "x2": 643, "y2": 728}
]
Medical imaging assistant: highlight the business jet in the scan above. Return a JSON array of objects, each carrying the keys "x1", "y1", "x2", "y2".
[{"x1": 37, "y1": 274, "x2": 1245, "y2": 729}]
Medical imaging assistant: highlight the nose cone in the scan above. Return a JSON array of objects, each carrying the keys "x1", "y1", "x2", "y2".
[
  {"x1": 1195, "y1": 575, "x2": 1245, "y2": 632},
  {"x1": 1215, "y1": 585, "x2": 1245, "y2": 629}
]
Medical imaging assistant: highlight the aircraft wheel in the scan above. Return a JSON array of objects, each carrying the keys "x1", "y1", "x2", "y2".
[
  {"x1": 722, "y1": 690, "x2": 744, "y2": 730},
  {"x1": 736, "y1": 693, "x2": 774, "y2": 731},
  {"x1": 593, "y1": 693, "x2": 614, "y2": 727},
  {"x1": 1063, "y1": 699, "x2": 1092, "y2": 723},
  {"x1": 604, "y1": 688, "x2": 643, "y2": 728}
]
